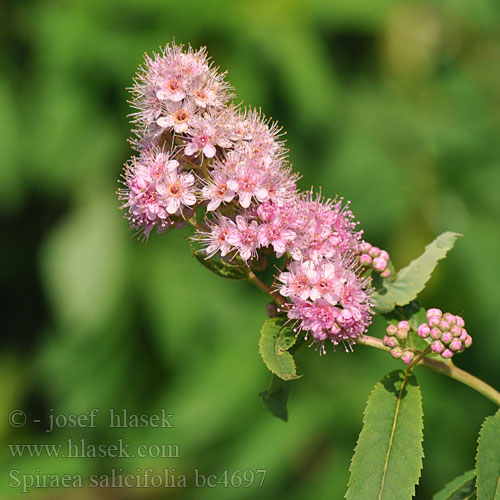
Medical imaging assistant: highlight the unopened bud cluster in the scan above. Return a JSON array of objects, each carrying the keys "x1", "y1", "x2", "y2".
[
  {"x1": 383, "y1": 321, "x2": 415, "y2": 364},
  {"x1": 417, "y1": 309, "x2": 471, "y2": 360},
  {"x1": 357, "y1": 242, "x2": 391, "y2": 278}
]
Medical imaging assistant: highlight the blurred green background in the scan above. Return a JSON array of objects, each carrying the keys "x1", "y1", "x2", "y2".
[{"x1": 1, "y1": 0, "x2": 500, "y2": 498}]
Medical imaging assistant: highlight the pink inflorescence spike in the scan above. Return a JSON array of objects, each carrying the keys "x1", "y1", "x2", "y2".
[{"x1": 119, "y1": 41, "x2": 379, "y2": 352}]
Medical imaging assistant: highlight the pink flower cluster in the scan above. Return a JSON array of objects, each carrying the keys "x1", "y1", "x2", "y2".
[
  {"x1": 119, "y1": 42, "x2": 380, "y2": 351},
  {"x1": 384, "y1": 321, "x2": 415, "y2": 364},
  {"x1": 417, "y1": 308, "x2": 471, "y2": 360}
]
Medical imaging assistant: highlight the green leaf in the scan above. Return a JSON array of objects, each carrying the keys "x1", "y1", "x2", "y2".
[
  {"x1": 373, "y1": 232, "x2": 462, "y2": 314},
  {"x1": 191, "y1": 247, "x2": 249, "y2": 280},
  {"x1": 476, "y1": 409, "x2": 500, "y2": 500},
  {"x1": 259, "y1": 375, "x2": 293, "y2": 421},
  {"x1": 259, "y1": 318, "x2": 301, "y2": 381},
  {"x1": 346, "y1": 370, "x2": 424, "y2": 500},
  {"x1": 432, "y1": 470, "x2": 476, "y2": 500}
]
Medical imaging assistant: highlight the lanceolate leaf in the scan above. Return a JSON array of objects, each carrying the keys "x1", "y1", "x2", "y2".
[
  {"x1": 432, "y1": 470, "x2": 476, "y2": 500},
  {"x1": 259, "y1": 318, "x2": 301, "y2": 381},
  {"x1": 346, "y1": 370, "x2": 424, "y2": 500},
  {"x1": 373, "y1": 232, "x2": 462, "y2": 314},
  {"x1": 259, "y1": 375, "x2": 293, "y2": 421},
  {"x1": 476, "y1": 409, "x2": 500, "y2": 500}
]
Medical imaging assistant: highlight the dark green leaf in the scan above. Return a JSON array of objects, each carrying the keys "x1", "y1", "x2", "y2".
[
  {"x1": 259, "y1": 375, "x2": 293, "y2": 421},
  {"x1": 373, "y1": 232, "x2": 462, "y2": 314},
  {"x1": 432, "y1": 470, "x2": 476, "y2": 500},
  {"x1": 259, "y1": 318, "x2": 301, "y2": 381},
  {"x1": 346, "y1": 370, "x2": 424, "y2": 500},
  {"x1": 476, "y1": 409, "x2": 500, "y2": 500}
]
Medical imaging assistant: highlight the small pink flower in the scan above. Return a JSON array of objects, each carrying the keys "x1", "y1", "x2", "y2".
[
  {"x1": 156, "y1": 100, "x2": 197, "y2": 133},
  {"x1": 227, "y1": 165, "x2": 269, "y2": 209},
  {"x1": 277, "y1": 261, "x2": 315, "y2": 301},
  {"x1": 226, "y1": 215, "x2": 259, "y2": 261},
  {"x1": 199, "y1": 216, "x2": 234, "y2": 258},
  {"x1": 156, "y1": 77, "x2": 185, "y2": 102},
  {"x1": 157, "y1": 170, "x2": 197, "y2": 215},
  {"x1": 202, "y1": 167, "x2": 236, "y2": 211},
  {"x1": 308, "y1": 260, "x2": 345, "y2": 305},
  {"x1": 257, "y1": 221, "x2": 295, "y2": 257},
  {"x1": 185, "y1": 124, "x2": 217, "y2": 158}
]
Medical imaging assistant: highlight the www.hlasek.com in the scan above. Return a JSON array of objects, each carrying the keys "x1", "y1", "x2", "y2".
[
  {"x1": 8, "y1": 438, "x2": 180, "y2": 459},
  {"x1": 9, "y1": 468, "x2": 268, "y2": 493}
]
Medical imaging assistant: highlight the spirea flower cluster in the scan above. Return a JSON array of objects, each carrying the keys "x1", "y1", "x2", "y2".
[{"x1": 119, "y1": 42, "x2": 391, "y2": 352}]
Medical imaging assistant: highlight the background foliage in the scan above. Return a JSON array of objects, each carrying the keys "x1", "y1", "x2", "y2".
[{"x1": 1, "y1": 0, "x2": 500, "y2": 498}]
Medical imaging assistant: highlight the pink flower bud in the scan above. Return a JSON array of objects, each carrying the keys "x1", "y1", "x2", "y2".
[
  {"x1": 440, "y1": 320, "x2": 451, "y2": 331},
  {"x1": 441, "y1": 349, "x2": 454, "y2": 359},
  {"x1": 431, "y1": 340, "x2": 445, "y2": 354},
  {"x1": 373, "y1": 256, "x2": 387, "y2": 272},
  {"x1": 401, "y1": 350, "x2": 415, "y2": 364},
  {"x1": 391, "y1": 347, "x2": 403, "y2": 359},
  {"x1": 397, "y1": 328, "x2": 408, "y2": 340},
  {"x1": 429, "y1": 316, "x2": 441, "y2": 327},
  {"x1": 464, "y1": 335, "x2": 473, "y2": 348},
  {"x1": 427, "y1": 308, "x2": 442, "y2": 319},
  {"x1": 380, "y1": 250, "x2": 389, "y2": 260},
  {"x1": 360, "y1": 254, "x2": 372, "y2": 266},
  {"x1": 386, "y1": 324, "x2": 397, "y2": 336},
  {"x1": 266, "y1": 302, "x2": 278, "y2": 318},
  {"x1": 418, "y1": 323, "x2": 430, "y2": 338},
  {"x1": 455, "y1": 316, "x2": 465, "y2": 328},
  {"x1": 430, "y1": 327, "x2": 442, "y2": 340},
  {"x1": 359, "y1": 242, "x2": 372, "y2": 253},
  {"x1": 368, "y1": 246, "x2": 381, "y2": 257},
  {"x1": 381, "y1": 268, "x2": 391, "y2": 278},
  {"x1": 450, "y1": 339, "x2": 463, "y2": 351},
  {"x1": 398, "y1": 321, "x2": 410, "y2": 331},
  {"x1": 383, "y1": 336, "x2": 398, "y2": 348},
  {"x1": 452, "y1": 325, "x2": 462, "y2": 337},
  {"x1": 459, "y1": 328, "x2": 468, "y2": 342},
  {"x1": 443, "y1": 313, "x2": 456, "y2": 324},
  {"x1": 441, "y1": 331, "x2": 453, "y2": 344}
]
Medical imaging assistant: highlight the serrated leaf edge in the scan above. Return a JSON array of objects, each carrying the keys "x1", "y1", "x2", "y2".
[
  {"x1": 258, "y1": 319, "x2": 301, "y2": 381},
  {"x1": 431, "y1": 469, "x2": 475, "y2": 500},
  {"x1": 346, "y1": 371, "x2": 424, "y2": 500},
  {"x1": 475, "y1": 409, "x2": 500, "y2": 500}
]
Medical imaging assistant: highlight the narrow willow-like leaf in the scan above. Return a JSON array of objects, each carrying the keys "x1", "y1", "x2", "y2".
[
  {"x1": 346, "y1": 370, "x2": 424, "y2": 500},
  {"x1": 191, "y1": 247, "x2": 249, "y2": 280},
  {"x1": 259, "y1": 375, "x2": 292, "y2": 421},
  {"x1": 373, "y1": 232, "x2": 462, "y2": 314},
  {"x1": 432, "y1": 470, "x2": 476, "y2": 500},
  {"x1": 259, "y1": 318, "x2": 301, "y2": 381},
  {"x1": 476, "y1": 409, "x2": 500, "y2": 500}
]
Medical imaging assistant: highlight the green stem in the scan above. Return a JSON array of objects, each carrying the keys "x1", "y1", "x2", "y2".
[{"x1": 357, "y1": 335, "x2": 500, "y2": 406}]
